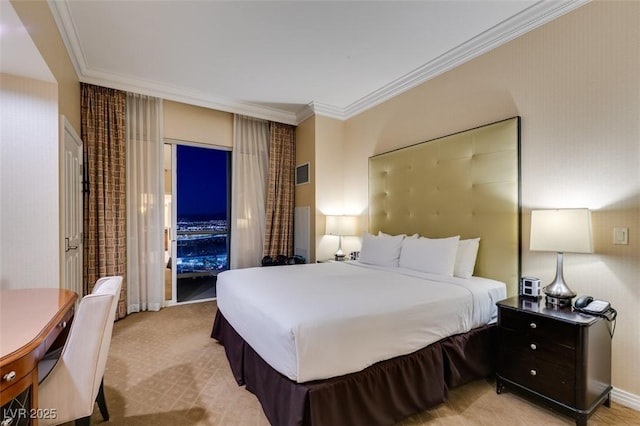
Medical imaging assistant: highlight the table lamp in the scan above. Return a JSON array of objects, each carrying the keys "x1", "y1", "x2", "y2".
[
  {"x1": 325, "y1": 215, "x2": 358, "y2": 261},
  {"x1": 529, "y1": 209, "x2": 593, "y2": 307}
]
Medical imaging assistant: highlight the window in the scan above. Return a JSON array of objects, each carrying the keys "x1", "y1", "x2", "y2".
[{"x1": 165, "y1": 143, "x2": 230, "y2": 303}]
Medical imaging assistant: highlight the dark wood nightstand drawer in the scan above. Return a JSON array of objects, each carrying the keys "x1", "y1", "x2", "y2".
[
  {"x1": 499, "y1": 328, "x2": 575, "y2": 368},
  {"x1": 499, "y1": 307, "x2": 576, "y2": 348},
  {"x1": 499, "y1": 354, "x2": 575, "y2": 406}
]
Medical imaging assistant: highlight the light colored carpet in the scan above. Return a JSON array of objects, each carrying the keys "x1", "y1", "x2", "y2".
[{"x1": 76, "y1": 301, "x2": 639, "y2": 425}]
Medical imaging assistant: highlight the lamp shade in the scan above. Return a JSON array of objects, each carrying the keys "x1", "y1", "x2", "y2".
[
  {"x1": 530, "y1": 209, "x2": 593, "y2": 253},
  {"x1": 325, "y1": 215, "x2": 358, "y2": 236}
]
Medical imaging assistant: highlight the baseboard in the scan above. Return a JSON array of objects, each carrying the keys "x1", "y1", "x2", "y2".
[{"x1": 612, "y1": 387, "x2": 640, "y2": 411}]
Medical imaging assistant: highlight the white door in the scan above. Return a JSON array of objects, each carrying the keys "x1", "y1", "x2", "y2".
[{"x1": 62, "y1": 116, "x2": 83, "y2": 296}]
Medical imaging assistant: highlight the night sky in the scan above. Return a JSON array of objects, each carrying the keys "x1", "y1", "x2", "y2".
[{"x1": 177, "y1": 145, "x2": 229, "y2": 219}]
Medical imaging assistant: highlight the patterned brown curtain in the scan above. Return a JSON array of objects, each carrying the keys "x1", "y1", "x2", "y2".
[
  {"x1": 81, "y1": 83, "x2": 127, "y2": 319},
  {"x1": 263, "y1": 122, "x2": 296, "y2": 258}
]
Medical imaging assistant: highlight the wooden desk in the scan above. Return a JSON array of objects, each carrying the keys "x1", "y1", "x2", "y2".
[{"x1": 1, "y1": 289, "x2": 77, "y2": 425}]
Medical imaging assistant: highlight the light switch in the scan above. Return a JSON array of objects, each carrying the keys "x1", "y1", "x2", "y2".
[{"x1": 613, "y1": 227, "x2": 629, "y2": 245}]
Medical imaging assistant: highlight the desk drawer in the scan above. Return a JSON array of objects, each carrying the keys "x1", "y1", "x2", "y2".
[
  {"x1": 44, "y1": 306, "x2": 74, "y2": 351},
  {"x1": 1, "y1": 356, "x2": 32, "y2": 390},
  {"x1": 499, "y1": 308, "x2": 575, "y2": 348},
  {"x1": 0, "y1": 355, "x2": 34, "y2": 405}
]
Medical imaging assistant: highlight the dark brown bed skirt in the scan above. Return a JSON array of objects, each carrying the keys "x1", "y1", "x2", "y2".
[{"x1": 211, "y1": 310, "x2": 496, "y2": 426}]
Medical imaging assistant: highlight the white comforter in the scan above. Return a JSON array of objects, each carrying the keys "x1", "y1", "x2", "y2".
[{"x1": 216, "y1": 261, "x2": 506, "y2": 383}]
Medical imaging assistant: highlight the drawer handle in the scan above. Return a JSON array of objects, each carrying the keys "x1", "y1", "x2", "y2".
[
  {"x1": 3, "y1": 371, "x2": 16, "y2": 382},
  {"x1": 530, "y1": 369, "x2": 537, "y2": 376},
  {"x1": 529, "y1": 322, "x2": 537, "y2": 329},
  {"x1": 530, "y1": 343, "x2": 537, "y2": 350}
]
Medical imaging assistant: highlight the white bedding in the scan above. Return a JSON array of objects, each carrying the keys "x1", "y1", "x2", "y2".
[{"x1": 216, "y1": 261, "x2": 506, "y2": 383}]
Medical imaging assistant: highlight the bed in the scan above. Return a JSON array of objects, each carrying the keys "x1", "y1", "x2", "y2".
[{"x1": 212, "y1": 117, "x2": 521, "y2": 425}]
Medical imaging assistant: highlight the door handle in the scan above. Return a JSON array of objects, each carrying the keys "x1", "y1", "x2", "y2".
[{"x1": 65, "y1": 237, "x2": 79, "y2": 252}]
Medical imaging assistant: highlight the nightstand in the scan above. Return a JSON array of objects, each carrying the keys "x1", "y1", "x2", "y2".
[{"x1": 496, "y1": 297, "x2": 612, "y2": 426}]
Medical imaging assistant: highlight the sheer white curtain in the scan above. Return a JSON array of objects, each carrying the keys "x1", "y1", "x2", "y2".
[
  {"x1": 231, "y1": 115, "x2": 269, "y2": 269},
  {"x1": 126, "y1": 93, "x2": 164, "y2": 312}
]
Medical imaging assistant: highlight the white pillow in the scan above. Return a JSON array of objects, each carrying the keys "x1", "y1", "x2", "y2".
[
  {"x1": 399, "y1": 235, "x2": 460, "y2": 276},
  {"x1": 378, "y1": 231, "x2": 419, "y2": 239},
  {"x1": 359, "y1": 232, "x2": 404, "y2": 267},
  {"x1": 454, "y1": 238, "x2": 481, "y2": 279}
]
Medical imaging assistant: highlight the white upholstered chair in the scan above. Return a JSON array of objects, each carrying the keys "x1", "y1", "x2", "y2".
[{"x1": 38, "y1": 276, "x2": 123, "y2": 426}]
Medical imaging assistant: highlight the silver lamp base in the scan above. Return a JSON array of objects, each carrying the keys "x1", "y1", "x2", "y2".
[
  {"x1": 334, "y1": 236, "x2": 346, "y2": 261},
  {"x1": 544, "y1": 293, "x2": 574, "y2": 308},
  {"x1": 543, "y1": 252, "x2": 576, "y2": 308}
]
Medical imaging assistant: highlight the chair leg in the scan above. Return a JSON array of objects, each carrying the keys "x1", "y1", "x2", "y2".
[
  {"x1": 75, "y1": 416, "x2": 90, "y2": 426},
  {"x1": 96, "y1": 377, "x2": 110, "y2": 421}
]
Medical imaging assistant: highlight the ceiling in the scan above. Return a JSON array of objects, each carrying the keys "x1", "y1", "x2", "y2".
[{"x1": 13, "y1": 1, "x2": 587, "y2": 125}]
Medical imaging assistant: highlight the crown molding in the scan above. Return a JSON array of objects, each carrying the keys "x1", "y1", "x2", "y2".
[
  {"x1": 295, "y1": 104, "x2": 316, "y2": 124},
  {"x1": 48, "y1": 0, "x2": 85, "y2": 79},
  {"x1": 80, "y1": 69, "x2": 299, "y2": 125},
  {"x1": 48, "y1": 0, "x2": 298, "y2": 125},
  {"x1": 50, "y1": 0, "x2": 589, "y2": 126},
  {"x1": 307, "y1": 102, "x2": 346, "y2": 121},
  {"x1": 341, "y1": 0, "x2": 590, "y2": 120}
]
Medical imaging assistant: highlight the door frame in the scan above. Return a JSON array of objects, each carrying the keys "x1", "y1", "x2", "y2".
[
  {"x1": 164, "y1": 139, "x2": 231, "y2": 305},
  {"x1": 60, "y1": 115, "x2": 83, "y2": 297}
]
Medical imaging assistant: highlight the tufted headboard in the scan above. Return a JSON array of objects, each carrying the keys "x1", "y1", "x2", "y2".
[{"x1": 369, "y1": 117, "x2": 521, "y2": 296}]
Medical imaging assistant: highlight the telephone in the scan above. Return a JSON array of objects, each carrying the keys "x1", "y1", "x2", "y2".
[
  {"x1": 574, "y1": 295, "x2": 617, "y2": 322},
  {"x1": 575, "y1": 296, "x2": 609, "y2": 312}
]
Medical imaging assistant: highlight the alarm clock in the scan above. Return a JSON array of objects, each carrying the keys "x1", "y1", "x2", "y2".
[{"x1": 520, "y1": 277, "x2": 541, "y2": 299}]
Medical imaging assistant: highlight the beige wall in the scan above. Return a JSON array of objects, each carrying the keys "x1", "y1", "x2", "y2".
[
  {"x1": 163, "y1": 100, "x2": 233, "y2": 147},
  {"x1": 295, "y1": 116, "x2": 316, "y2": 262},
  {"x1": 10, "y1": 0, "x2": 80, "y2": 288},
  {"x1": 0, "y1": 74, "x2": 60, "y2": 289},
  {"x1": 315, "y1": 115, "x2": 355, "y2": 261},
  {"x1": 337, "y1": 0, "x2": 639, "y2": 398},
  {"x1": 296, "y1": 114, "x2": 359, "y2": 262},
  {"x1": 12, "y1": 0, "x2": 80, "y2": 132}
]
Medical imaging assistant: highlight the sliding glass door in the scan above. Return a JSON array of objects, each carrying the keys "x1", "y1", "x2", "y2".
[{"x1": 164, "y1": 142, "x2": 230, "y2": 304}]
